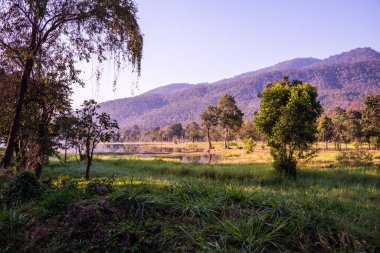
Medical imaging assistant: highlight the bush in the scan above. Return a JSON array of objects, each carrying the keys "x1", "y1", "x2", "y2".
[
  {"x1": 40, "y1": 182, "x2": 81, "y2": 217},
  {"x1": 369, "y1": 136, "x2": 379, "y2": 149},
  {"x1": 0, "y1": 210, "x2": 29, "y2": 252},
  {"x1": 228, "y1": 141, "x2": 238, "y2": 147},
  {"x1": 336, "y1": 150, "x2": 373, "y2": 166},
  {"x1": 2, "y1": 172, "x2": 44, "y2": 207},
  {"x1": 243, "y1": 138, "x2": 256, "y2": 153}
]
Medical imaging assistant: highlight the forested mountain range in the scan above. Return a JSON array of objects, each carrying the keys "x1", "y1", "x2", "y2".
[{"x1": 99, "y1": 47, "x2": 380, "y2": 130}]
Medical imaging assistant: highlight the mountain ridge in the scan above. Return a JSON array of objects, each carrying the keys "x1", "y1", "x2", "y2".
[{"x1": 100, "y1": 47, "x2": 380, "y2": 130}]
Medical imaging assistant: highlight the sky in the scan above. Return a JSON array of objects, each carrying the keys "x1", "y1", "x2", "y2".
[{"x1": 72, "y1": 0, "x2": 380, "y2": 107}]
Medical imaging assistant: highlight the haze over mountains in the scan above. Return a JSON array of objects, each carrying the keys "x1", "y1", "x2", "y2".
[{"x1": 100, "y1": 48, "x2": 380, "y2": 130}]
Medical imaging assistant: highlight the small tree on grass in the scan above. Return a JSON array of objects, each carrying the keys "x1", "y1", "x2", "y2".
[
  {"x1": 362, "y1": 94, "x2": 380, "y2": 149},
  {"x1": 201, "y1": 106, "x2": 220, "y2": 151},
  {"x1": 76, "y1": 100, "x2": 119, "y2": 180},
  {"x1": 217, "y1": 94, "x2": 244, "y2": 149},
  {"x1": 255, "y1": 77, "x2": 322, "y2": 178},
  {"x1": 317, "y1": 115, "x2": 334, "y2": 150},
  {"x1": 185, "y1": 122, "x2": 201, "y2": 142}
]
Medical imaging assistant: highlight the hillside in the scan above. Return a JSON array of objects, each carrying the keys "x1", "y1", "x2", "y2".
[
  {"x1": 100, "y1": 48, "x2": 380, "y2": 130},
  {"x1": 144, "y1": 83, "x2": 192, "y2": 95}
]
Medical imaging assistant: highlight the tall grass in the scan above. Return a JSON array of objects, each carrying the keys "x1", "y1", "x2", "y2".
[{"x1": 0, "y1": 155, "x2": 379, "y2": 252}]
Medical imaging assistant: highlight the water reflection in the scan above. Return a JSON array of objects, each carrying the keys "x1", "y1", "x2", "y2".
[{"x1": 96, "y1": 144, "x2": 219, "y2": 164}]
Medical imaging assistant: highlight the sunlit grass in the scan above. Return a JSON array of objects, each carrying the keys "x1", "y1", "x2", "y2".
[{"x1": 1, "y1": 147, "x2": 380, "y2": 251}]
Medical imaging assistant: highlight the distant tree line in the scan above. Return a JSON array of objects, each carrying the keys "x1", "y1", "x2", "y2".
[
  {"x1": 317, "y1": 95, "x2": 380, "y2": 150},
  {"x1": 124, "y1": 94, "x2": 380, "y2": 153},
  {"x1": 120, "y1": 77, "x2": 380, "y2": 179}
]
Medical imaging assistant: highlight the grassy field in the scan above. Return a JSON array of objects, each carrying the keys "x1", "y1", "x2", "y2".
[
  {"x1": 1, "y1": 151, "x2": 379, "y2": 252},
  {"x1": 98, "y1": 141, "x2": 380, "y2": 166}
]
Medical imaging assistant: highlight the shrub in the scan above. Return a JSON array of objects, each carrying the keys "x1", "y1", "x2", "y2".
[
  {"x1": 369, "y1": 136, "x2": 379, "y2": 149},
  {"x1": 228, "y1": 141, "x2": 238, "y2": 147},
  {"x1": 243, "y1": 138, "x2": 256, "y2": 153},
  {"x1": 0, "y1": 210, "x2": 29, "y2": 252},
  {"x1": 2, "y1": 172, "x2": 44, "y2": 207},
  {"x1": 336, "y1": 150, "x2": 373, "y2": 166},
  {"x1": 40, "y1": 182, "x2": 81, "y2": 217}
]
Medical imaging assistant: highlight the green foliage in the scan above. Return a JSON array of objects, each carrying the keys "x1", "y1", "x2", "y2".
[
  {"x1": 318, "y1": 115, "x2": 334, "y2": 144},
  {"x1": 201, "y1": 106, "x2": 220, "y2": 150},
  {"x1": 238, "y1": 120, "x2": 262, "y2": 141},
  {"x1": 361, "y1": 94, "x2": 380, "y2": 143},
  {"x1": 0, "y1": 158, "x2": 379, "y2": 252},
  {"x1": 40, "y1": 182, "x2": 82, "y2": 217},
  {"x1": 243, "y1": 138, "x2": 256, "y2": 153},
  {"x1": 369, "y1": 136, "x2": 379, "y2": 149},
  {"x1": 255, "y1": 77, "x2": 322, "y2": 178},
  {"x1": 336, "y1": 150, "x2": 373, "y2": 166},
  {"x1": 217, "y1": 94, "x2": 244, "y2": 148},
  {"x1": 185, "y1": 122, "x2": 202, "y2": 142},
  {"x1": 0, "y1": 210, "x2": 29, "y2": 253},
  {"x1": 75, "y1": 99, "x2": 119, "y2": 179},
  {"x1": 2, "y1": 172, "x2": 44, "y2": 207}
]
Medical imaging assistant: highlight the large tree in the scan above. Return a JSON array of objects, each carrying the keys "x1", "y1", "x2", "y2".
[
  {"x1": 0, "y1": 0, "x2": 143, "y2": 168},
  {"x1": 255, "y1": 77, "x2": 322, "y2": 178},
  {"x1": 217, "y1": 94, "x2": 244, "y2": 149},
  {"x1": 0, "y1": 66, "x2": 72, "y2": 176}
]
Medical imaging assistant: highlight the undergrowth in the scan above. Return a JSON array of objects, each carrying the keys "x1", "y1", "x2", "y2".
[{"x1": 0, "y1": 157, "x2": 379, "y2": 252}]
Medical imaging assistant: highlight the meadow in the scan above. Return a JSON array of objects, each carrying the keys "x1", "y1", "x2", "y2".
[{"x1": 0, "y1": 144, "x2": 380, "y2": 252}]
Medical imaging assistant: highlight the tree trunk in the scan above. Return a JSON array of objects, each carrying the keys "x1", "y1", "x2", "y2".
[
  {"x1": 0, "y1": 58, "x2": 35, "y2": 169},
  {"x1": 85, "y1": 141, "x2": 92, "y2": 180},
  {"x1": 85, "y1": 157, "x2": 92, "y2": 180},
  {"x1": 35, "y1": 164, "x2": 42, "y2": 179},
  {"x1": 64, "y1": 138, "x2": 68, "y2": 163},
  {"x1": 206, "y1": 128, "x2": 212, "y2": 151},
  {"x1": 224, "y1": 130, "x2": 228, "y2": 149}
]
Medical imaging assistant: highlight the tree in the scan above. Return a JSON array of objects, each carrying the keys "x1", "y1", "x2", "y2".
[
  {"x1": 331, "y1": 108, "x2": 347, "y2": 150},
  {"x1": 238, "y1": 121, "x2": 262, "y2": 142},
  {"x1": 0, "y1": 68, "x2": 72, "y2": 177},
  {"x1": 361, "y1": 94, "x2": 380, "y2": 149},
  {"x1": 55, "y1": 113, "x2": 79, "y2": 163},
  {"x1": 216, "y1": 94, "x2": 244, "y2": 148},
  {"x1": 255, "y1": 77, "x2": 322, "y2": 178},
  {"x1": 317, "y1": 115, "x2": 334, "y2": 149},
  {"x1": 185, "y1": 122, "x2": 201, "y2": 142},
  {"x1": 201, "y1": 106, "x2": 220, "y2": 151},
  {"x1": 123, "y1": 125, "x2": 141, "y2": 142},
  {"x1": 167, "y1": 123, "x2": 184, "y2": 142},
  {"x1": 75, "y1": 100, "x2": 119, "y2": 180},
  {"x1": 0, "y1": 0, "x2": 143, "y2": 168},
  {"x1": 344, "y1": 109, "x2": 362, "y2": 146}
]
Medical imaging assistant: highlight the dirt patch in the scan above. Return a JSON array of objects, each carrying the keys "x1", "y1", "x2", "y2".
[{"x1": 63, "y1": 199, "x2": 115, "y2": 240}]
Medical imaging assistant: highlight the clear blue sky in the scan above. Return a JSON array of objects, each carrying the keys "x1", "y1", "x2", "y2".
[{"x1": 73, "y1": 0, "x2": 380, "y2": 107}]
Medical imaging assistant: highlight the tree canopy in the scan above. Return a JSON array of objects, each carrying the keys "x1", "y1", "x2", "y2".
[
  {"x1": 0, "y1": 0, "x2": 143, "y2": 168},
  {"x1": 217, "y1": 94, "x2": 244, "y2": 148},
  {"x1": 255, "y1": 77, "x2": 322, "y2": 178}
]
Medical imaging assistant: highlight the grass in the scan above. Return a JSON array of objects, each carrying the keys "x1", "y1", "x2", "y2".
[
  {"x1": 0, "y1": 153, "x2": 379, "y2": 252},
  {"x1": 97, "y1": 141, "x2": 380, "y2": 166}
]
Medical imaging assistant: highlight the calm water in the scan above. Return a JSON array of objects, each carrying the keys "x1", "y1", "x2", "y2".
[{"x1": 95, "y1": 144, "x2": 220, "y2": 164}]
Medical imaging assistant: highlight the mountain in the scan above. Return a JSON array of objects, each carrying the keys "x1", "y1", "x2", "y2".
[
  {"x1": 100, "y1": 48, "x2": 380, "y2": 130},
  {"x1": 144, "y1": 83, "x2": 192, "y2": 95}
]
